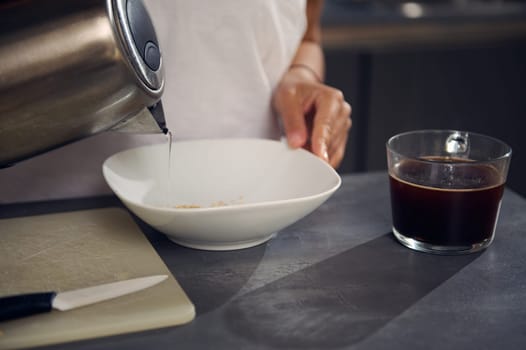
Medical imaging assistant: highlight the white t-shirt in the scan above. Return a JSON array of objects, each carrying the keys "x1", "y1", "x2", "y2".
[{"x1": 0, "y1": 0, "x2": 307, "y2": 203}]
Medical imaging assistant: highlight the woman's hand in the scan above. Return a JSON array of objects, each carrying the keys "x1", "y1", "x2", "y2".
[{"x1": 272, "y1": 65, "x2": 352, "y2": 169}]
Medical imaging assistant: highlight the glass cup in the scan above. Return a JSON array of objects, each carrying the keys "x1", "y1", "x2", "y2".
[{"x1": 386, "y1": 130, "x2": 512, "y2": 254}]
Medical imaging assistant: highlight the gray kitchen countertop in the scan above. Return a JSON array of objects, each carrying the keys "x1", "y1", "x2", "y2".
[{"x1": 2, "y1": 171, "x2": 525, "y2": 349}]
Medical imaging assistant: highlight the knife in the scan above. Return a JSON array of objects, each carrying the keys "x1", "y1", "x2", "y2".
[{"x1": 0, "y1": 275, "x2": 168, "y2": 322}]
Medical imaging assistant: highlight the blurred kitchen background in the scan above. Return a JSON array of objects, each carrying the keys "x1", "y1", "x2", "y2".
[{"x1": 322, "y1": 0, "x2": 526, "y2": 196}]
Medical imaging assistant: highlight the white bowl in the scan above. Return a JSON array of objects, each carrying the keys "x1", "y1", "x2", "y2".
[{"x1": 103, "y1": 138, "x2": 341, "y2": 250}]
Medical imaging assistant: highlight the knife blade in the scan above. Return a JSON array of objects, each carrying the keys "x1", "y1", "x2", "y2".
[{"x1": 0, "y1": 275, "x2": 168, "y2": 322}]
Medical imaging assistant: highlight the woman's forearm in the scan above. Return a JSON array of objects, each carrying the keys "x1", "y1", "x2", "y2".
[{"x1": 288, "y1": 0, "x2": 325, "y2": 83}]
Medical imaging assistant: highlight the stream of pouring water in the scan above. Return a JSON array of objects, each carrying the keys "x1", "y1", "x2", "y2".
[{"x1": 166, "y1": 130, "x2": 173, "y2": 207}]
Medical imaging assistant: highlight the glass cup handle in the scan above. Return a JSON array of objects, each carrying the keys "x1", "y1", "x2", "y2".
[{"x1": 445, "y1": 131, "x2": 470, "y2": 157}]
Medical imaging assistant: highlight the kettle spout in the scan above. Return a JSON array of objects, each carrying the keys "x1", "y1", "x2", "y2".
[{"x1": 110, "y1": 102, "x2": 168, "y2": 134}]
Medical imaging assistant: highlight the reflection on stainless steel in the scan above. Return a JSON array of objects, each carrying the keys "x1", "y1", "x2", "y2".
[
  {"x1": 110, "y1": 105, "x2": 166, "y2": 133},
  {"x1": 0, "y1": 0, "x2": 166, "y2": 167},
  {"x1": 322, "y1": 0, "x2": 526, "y2": 49}
]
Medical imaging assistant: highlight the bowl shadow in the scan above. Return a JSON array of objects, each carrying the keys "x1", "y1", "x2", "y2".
[{"x1": 133, "y1": 217, "x2": 267, "y2": 315}]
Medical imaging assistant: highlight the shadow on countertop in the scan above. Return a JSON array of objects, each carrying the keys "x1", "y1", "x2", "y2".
[{"x1": 224, "y1": 232, "x2": 481, "y2": 349}]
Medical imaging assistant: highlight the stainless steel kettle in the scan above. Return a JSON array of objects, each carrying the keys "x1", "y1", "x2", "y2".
[{"x1": 0, "y1": 0, "x2": 167, "y2": 167}]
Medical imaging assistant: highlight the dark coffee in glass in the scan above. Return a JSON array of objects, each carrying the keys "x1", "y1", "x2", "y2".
[{"x1": 387, "y1": 131, "x2": 511, "y2": 254}]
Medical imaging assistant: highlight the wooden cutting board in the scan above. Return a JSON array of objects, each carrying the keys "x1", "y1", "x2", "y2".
[{"x1": 0, "y1": 208, "x2": 195, "y2": 349}]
